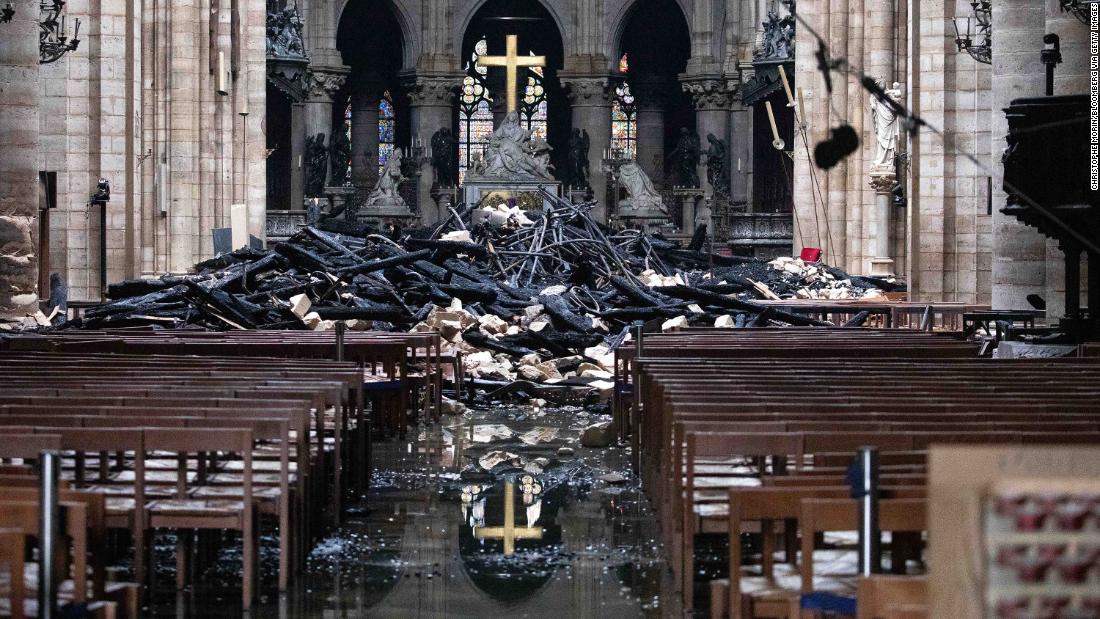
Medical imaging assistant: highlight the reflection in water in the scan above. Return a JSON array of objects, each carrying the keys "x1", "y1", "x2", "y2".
[
  {"x1": 470, "y1": 480, "x2": 544, "y2": 555},
  {"x1": 146, "y1": 404, "x2": 672, "y2": 617}
]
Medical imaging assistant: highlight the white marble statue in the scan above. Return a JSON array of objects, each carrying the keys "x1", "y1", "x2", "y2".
[
  {"x1": 618, "y1": 161, "x2": 667, "y2": 214},
  {"x1": 366, "y1": 147, "x2": 406, "y2": 206},
  {"x1": 870, "y1": 81, "x2": 903, "y2": 169},
  {"x1": 468, "y1": 111, "x2": 554, "y2": 181}
]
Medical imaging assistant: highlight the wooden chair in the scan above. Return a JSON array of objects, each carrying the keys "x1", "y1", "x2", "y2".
[
  {"x1": 795, "y1": 499, "x2": 926, "y2": 619},
  {"x1": 855, "y1": 576, "x2": 927, "y2": 619},
  {"x1": 141, "y1": 427, "x2": 256, "y2": 610}
]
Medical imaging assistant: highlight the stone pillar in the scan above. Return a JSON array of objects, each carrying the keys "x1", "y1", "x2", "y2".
[
  {"x1": 728, "y1": 100, "x2": 752, "y2": 210},
  {"x1": 303, "y1": 66, "x2": 349, "y2": 203},
  {"x1": 682, "y1": 76, "x2": 733, "y2": 198},
  {"x1": 991, "y1": 0, "x2": 1047, "y2": 310},
  {"x1": 868, "y1": 172, "x2": 896, "y2": 277},
  {"x1": 562, "y1": 75, "x2": 615, "y2": 223},
  {"x1": 0, "y1": 0, "x2": 40, "y2": 320},
  {"x1": 349, "y1": 77, "x2": 384, "y2": 189},
  {"x1": 406, "y1": 74, "x2": 459, "y2": 225},
  {"x1": 290, "y1": 102, "x2": 306, "y2": 211},
  {"x1": 631, "y1": 76, "x2": 669, "y2": 186}
]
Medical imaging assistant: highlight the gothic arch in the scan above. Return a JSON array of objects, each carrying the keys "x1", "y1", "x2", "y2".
[
  {"x1": 453, "y1": 0, "x2": 569, "y2": 63},
  {"x1": 608, "y1": 0, "x2": 691, "y2": 63},
  {"x1": 335, "y1": 0, "x2": 420, "y2": 68}
]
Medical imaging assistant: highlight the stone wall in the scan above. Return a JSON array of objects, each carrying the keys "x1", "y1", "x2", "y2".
[
  {"x1": 34, "y1": 0, "x2": 267, "y2": 302},
  {"x1": 792, "y1": 0, "x2": 993, "y2": 304},
  {"x1": 0, "y1": 0, "x2": 40, "y2": 320}
]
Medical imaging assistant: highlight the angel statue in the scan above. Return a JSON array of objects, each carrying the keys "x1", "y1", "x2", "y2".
[
  {"x1": 870, "y1": 81, "x2": 903, "y2": 168},
  {"x1": 366, "y1": 147, "x2": 407, "y2": 206},
  {"x1": 619, "y1": 161, "x2": 668, "y2": 214}
]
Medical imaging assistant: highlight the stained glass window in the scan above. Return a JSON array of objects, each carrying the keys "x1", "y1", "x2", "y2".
[
  {"x1": 378, "y1": 91, "x2": 395, "y2": 178},
  {"x1": 520, "y1": 58, "x2": 547, "y2": 140},
  {"x1": 611, "y1": 55, "x2": 637, "y2": 159},
  {"x1": 459, "y1": 38, "x2": 494, "y2": 184},
  {"x1": 459, "y1": 39, "x2": 550, "y2": 183}
]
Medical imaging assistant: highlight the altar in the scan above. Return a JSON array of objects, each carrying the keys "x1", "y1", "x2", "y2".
[{"x1": 463, "y1": 180, "x2": 562, "y2": 210}]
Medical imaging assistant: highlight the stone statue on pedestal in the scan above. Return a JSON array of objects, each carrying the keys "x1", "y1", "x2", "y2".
[
  {"x1": 670, "y1": 127, "x2": 701, "y2": 187},
  {"x1": 304, "y1": 133, "x2": 328, "y2": 197},
  {"x1": 871, "y1": 81, "x2": 903, "y2": 169},
  {"x1": 567, "y1": 128, "x2": 591, "y2": 189},
  {"x1": 619, "y1": 161, "x2": 667, "y2": 214},
  {"x1": 468, "y1": 111, "x2": 554, "y2": 181},
  {"x1": 430, "y1": 127, "x2": 456, "y2": 187},
  {"x1": 330, "y1": 130, "x2": 351, "y2": 187},
  {"x1": 366, "y1": 147, "x2": 407, "y2": 207},
  {"x1": 705, "y1": 133, "x2": 728, "y2": 196}
]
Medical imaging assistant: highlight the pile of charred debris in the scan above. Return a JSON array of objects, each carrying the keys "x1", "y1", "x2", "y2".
[{"x1": 65, "y1": 193, "x2": 902, "y2": 395}]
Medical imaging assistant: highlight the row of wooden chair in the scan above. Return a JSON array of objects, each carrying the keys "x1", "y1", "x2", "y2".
[
  {"x1": 621, "y1": 328, "x2": 1100, "y2": 618},
  {"x1": 0, "y1": 345, "x2": 375, "y2": 614}
]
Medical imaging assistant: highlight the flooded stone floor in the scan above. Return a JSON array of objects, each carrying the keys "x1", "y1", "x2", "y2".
[{"x1": 147, "y1": 403, "x2": 677, "y2": 617}]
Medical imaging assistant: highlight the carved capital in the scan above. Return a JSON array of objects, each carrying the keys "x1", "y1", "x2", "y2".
[
  {"x1": 403, "y1": 75, "x2": 461, "y2": 107},
  {"x1": 681, "y1": 76, "x2": 735, "y2": 111},
  {"x1": 561, "y1": 75, "x2": 617, "y2": 107},
  {"x1": 868, "y1": 169, "x2": 896, "y2": 193},
  {"x1": 305, "y1": 67, "x2": 349, "y2": 101}
]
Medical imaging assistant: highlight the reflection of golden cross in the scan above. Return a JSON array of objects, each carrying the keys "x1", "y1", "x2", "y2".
[
  {"x1": 473, "y1": 481, "x2": 543, "y2": 555},
  {"x1": 479, "y1": 34, "x2": 546, "y2": 114}
]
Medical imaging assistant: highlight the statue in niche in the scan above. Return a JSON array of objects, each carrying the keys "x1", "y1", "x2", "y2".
[
  {"x1": 870, "y1": 81, "x2": 903, "y2": 168},
  {"x1": 304, "y1": 133, "x2": 328, "y2": 197},
  {"x1": 366, "y1": 147, "x2": 407, "y2": 206},
  {"x1": 670, "y1": 127, "x2": 701, "y2": 188},
  {"x1": 266, "y1": 6, "x2": 306, "y2": 58},
  {"x1": 618, "y1": 161, "x2": 668, "y2": 214},
  {"x1": 755, "y1": 7, "x2": 795, "y2": 60},
  {"x1": 468, "y1": 111, "x2": 554, "y2": 181},
  {"x1": 567, "y1": 128, "x2": 591, "y2": 189},
  {"x1": 705, "y1": 133, "x2": 729, "y2": 195},
  {"x1": 430, "y1": 127, "x2": 456, "y2": 187},
  {"x1": 330, "y1": 130, "x2": 351, "y2": 187}
]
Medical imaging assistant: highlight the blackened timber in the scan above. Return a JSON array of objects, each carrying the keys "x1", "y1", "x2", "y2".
[
  {"x1": 437, "y1": 282, "x2": 499, "y2": 305},
  {"x1": 406, "y1": 238, "x2": 489, "y2": 258},
  {"x1": 843, "y1": 310, "x2": 872, "y2": 328},
  {"x1": 275, "y1": 242, "x2": 334, "y2": 271},
  {"x1": 609, "y1": 276, "x2": 663, "y2": 306},
  {"x1": 658, "y1": 285, "x2": 833, "y2": 327},
  {"x1": 335, "y1": 249, "x2": 432, "y2": 276},
  {"x1": 539, "y1": 294, "x2": 593, "y2": 333},
  {"x1": 181, "y1": 280, "x2": 258, "y2": 328},
  {"x1": 311, "y1": 305, "x2": 407, "y2": 321}
]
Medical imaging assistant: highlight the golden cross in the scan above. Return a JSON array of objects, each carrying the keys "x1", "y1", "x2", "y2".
[
  {"x1": 479, "y1": 34, "x2": 546, "y2": 114},
  {"x1": 473, "y1": 481, "x2": 543, "y2": 555}
]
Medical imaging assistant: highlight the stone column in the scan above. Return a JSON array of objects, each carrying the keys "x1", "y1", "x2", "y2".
[
  {"x1": 561, "y1": 75, "x2": 615, "y2": 223},
  {"x1": 728, "y1": 99, "x2": 752, "y2": 210},
  {"x1": 631, "y1": 76, "x2": 669, "y2": 186},
  {"x1": 303, "y1": 66, "x2": 349, "y2": 203},
  {"x1": 0, "y1": 0, "x2": 41, "y2": 320},
  {"x1": 991, "y1": 0, "x2": 1047, "y2": 310},
  {"x1": 349, "y1": 76, "x2": 384, "y2": 189},
  {"x1": 682, "y1": 75, "x2": 733, "y2": 198},
  {"x1": 868, "y1": 172, "x2": 896, "y2": 276},
  {"x1": 406, "y1": 74, "x2": 459, "y2": 225}
]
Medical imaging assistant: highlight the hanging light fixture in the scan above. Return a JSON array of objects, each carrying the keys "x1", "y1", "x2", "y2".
[
  {"x1": 951, "y1": 1, "x2": 992, "y2": 65},
  {"x1": 1, "y1": 1, "x2": 14, "y2": 23},
  {"x1": 1058, "y1": 0, "x2": 1090, "y2": 24},
  {"x1": 39, "y1": 0, "x2": 80, "y2": 64}
]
